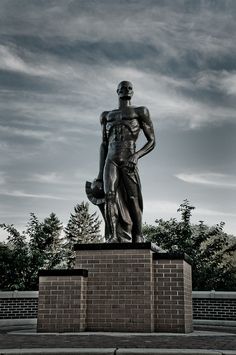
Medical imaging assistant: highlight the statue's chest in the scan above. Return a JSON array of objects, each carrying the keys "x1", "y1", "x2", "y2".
[{"x1": 106, "y1": 110, "x2": 140, "y2": 135}]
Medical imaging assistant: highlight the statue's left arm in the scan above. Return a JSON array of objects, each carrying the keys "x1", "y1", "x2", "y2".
[{"x1": 128, "y1": 107, "x2": 156, "y2": 166}]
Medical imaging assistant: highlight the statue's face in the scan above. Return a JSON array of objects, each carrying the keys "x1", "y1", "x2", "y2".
[{"x1": 117, "y1": 81, "x2": 133, "y2": 100}]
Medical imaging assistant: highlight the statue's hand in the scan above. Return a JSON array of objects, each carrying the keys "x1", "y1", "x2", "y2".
[
  {"x1": 91, "y1": 178, "x2": 104, "y2": 199},
  {"x1": 92, "y1": 178, "x2": 103, "y2": 190}
]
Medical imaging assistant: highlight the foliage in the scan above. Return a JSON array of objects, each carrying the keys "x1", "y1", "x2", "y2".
[
  {"x1": 64, "y1": 201, "x2": 102, "y2": 267},
  {"x1": 0, "y1": 224, "x2": 29, "y2": 290},
  {"x1": 2, "y1": 199, "x2": 235, "y2": 291},
  {"x1": 0, "y1": 242, "x2": 18, "y2": 291},
  {"x1": 0, "y1": 213, "x2": 63, "y2": 290},
  {"x1": 0, "y1": 202, "x2": 102, "y2": 290},
  {"x1": 143, "y1": 199, "x2": 236, "y2": 291},
  {"x1": 25, "y1": 212, "x2": 64, "y2": 289}
]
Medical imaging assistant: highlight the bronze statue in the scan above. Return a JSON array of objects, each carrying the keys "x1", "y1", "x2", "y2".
[{"x1": 86, "y1": 81, "x2": 155, "y2": 243}]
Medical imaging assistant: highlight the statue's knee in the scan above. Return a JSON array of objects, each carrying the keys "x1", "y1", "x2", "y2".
[{"x1": 105, "y1": 192, "x2": 118, "y2": 218}]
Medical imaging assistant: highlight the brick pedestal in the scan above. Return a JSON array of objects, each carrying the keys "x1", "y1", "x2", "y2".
[
  {"x1": 37, "y1": 269, "x2": 87, "y2": 333},
  {"x1": 37, "y1": 243, "x2": 193, "y2": 333},
  {"x1": 74, "y1": 243, "x2": 193, "y2": 333},
  {"x1": 153, "y1": 254, "x2": 193, "y2": 333},
  {"x1": 75, "y1": 243, "x2": 155, "y2": 332}
]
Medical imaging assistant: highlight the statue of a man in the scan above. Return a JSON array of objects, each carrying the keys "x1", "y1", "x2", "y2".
[{"x1": 86, "y1": 81, "x2": 155, "y2": 243}]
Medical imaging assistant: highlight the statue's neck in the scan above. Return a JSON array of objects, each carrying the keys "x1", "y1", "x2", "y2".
[{"x1": 119, "y1": 98, "x2": 131, "y2": 110}]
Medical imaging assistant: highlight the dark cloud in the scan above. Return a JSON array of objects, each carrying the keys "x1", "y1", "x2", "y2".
[
  {"x1": 0, "y1": 70, "x2": 55, "y2": 92},
  {"x1": 1, "y1": 35, "x2": 159, "y2": 62},
  {"x1": 178, "y1": 83, "x2": 236, "y2": 108}
]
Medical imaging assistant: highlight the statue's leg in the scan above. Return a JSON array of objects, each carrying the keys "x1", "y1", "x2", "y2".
[
  {"x1": 103, "y1": 160, "x2": 120, "y2": 242},
  {"x1": 121, "y1": 170, "x2": 143, "y2": 243}
]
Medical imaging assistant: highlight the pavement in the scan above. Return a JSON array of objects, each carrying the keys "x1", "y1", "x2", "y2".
[{"x1": 0, "y1": 324, "x2": 236, "y2": 355}]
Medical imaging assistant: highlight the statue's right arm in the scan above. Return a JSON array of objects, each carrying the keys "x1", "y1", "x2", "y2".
[{"x1": 97, "y1": 111, "x2": 108, "y2": 181}]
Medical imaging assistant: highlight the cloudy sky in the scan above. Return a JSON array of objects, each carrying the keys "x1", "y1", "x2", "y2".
[{"x1": 0, "y1": 0, "x2": 236, "y2": 241}]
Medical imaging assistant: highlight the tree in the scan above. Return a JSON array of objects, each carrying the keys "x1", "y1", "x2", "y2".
[
  {"x1": 26, "y1": 213, "x2": 64, "y2": 289},
  {"x1": 42, "y1": 213, "x2": 64, "y2": 269},
  {"x1": 0, "y1": 243, "x2": 14, "y2": 290},
  {"x1": 0, "y1": 212, "x2": 64, "y2": 290},
  {"x1": 143, "y1": 199, "x2": 236, "y2": 291},
  {"x1": 0, "y1": 224, "x2": 29, "y2": 290},
  {"x1": 64, "y1": 202, "x2": 102, "y2": 267}
]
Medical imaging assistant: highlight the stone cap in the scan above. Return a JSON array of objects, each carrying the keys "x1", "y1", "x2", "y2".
[
  {"x1": 38, "y1": 269, "x2": 88, "y2": 277},
  {"x1": 153, "y1": 252, "x2": 192, "y2": 265},
  {"x1": 74, "y1": 242, "x2": 162, "y2": 253}
]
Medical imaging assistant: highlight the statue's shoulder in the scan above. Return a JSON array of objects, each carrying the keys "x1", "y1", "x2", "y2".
[
  {"x1": 100, "y1": 111, "x2": 109, "y2": 125},
  {"x1": 135, "y1": 106, "x2": 150, "y2": 121}
]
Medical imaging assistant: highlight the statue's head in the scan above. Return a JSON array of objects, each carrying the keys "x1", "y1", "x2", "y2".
[{"x1": 117, "y1": 81, "x2": 133, "y2": 100}]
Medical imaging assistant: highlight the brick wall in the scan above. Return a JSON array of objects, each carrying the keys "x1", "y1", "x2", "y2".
[
  {"x1": 0, "y1": 291, "x2": 38, "y2": 319},
  {"x1": 1, "y1": 289, "x2": 236, "y2": 323},
  {"x1": 153, "y1": 255, "x2": 193, "y2": 333},
  {"x1": 75, "y1": 244, "x2": 155, "y2": 332},
  {"x1": 193, "y1": 291, "x2": 236, "y2": 321},
  {"x1": 37, "y1": 269, "x2": 88, "y2": 332},
  {"x1": 184, "y1": 261, "x2": 193, "y2": 331}
]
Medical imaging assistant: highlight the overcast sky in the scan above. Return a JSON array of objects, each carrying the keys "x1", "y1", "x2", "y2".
[{"x1": 0, "y1": 0, "x2": 236, "y2": 241}]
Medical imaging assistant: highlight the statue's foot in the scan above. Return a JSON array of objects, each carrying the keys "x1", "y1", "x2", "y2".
[
  {"x1": 106, "y1": 233, "x2": 132, "y2": 243},
  {"x1": 106, "y1": 235, "x2": 119, "y2": 243},
  {"x1": 132, "y1": 235, "x2": 144, "y2": 243}
]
